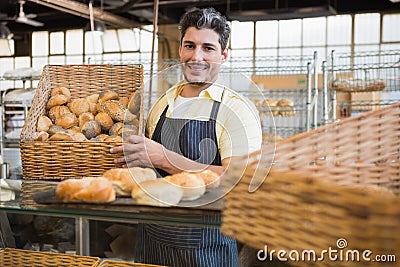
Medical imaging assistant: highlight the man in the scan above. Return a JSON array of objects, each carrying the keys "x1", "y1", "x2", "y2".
[{"x1": 111, "y1": 7, "x2": 262, "y2": 266}]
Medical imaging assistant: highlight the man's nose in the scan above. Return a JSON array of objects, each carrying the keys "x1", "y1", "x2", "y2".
[{"x1": 190, "y1": 47, "x2": 204, "y2": 61}]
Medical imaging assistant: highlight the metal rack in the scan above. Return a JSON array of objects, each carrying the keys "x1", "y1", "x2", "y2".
[{"x1": 324, "y1": 49, "x2": 400, "y2": 122}]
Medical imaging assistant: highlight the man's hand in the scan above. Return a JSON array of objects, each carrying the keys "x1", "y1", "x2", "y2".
[{"x1": 110, "y1": 134, "x2": 165, "y2": 168}]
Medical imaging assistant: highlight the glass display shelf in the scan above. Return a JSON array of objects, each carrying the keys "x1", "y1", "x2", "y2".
[
  {"x1": 0, "y1": 179, "x2": 222, "y2": 227},
  {"x1": 0, "y1": 179, "x2": 222, "y2": 255}
]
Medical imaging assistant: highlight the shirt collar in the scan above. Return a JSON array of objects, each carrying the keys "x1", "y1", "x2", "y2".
[{"x1": 165, "y1": 81, "x2": 224, "y2": 109}]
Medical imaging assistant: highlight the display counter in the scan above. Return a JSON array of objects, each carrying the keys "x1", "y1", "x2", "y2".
[{"x1": 0, "y1": 179, "x2": 222, "y2": 256}]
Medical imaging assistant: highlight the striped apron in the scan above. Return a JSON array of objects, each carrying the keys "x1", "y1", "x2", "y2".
[{"x1": 134, "y1": 100, "x2": 239, "y2": 267}]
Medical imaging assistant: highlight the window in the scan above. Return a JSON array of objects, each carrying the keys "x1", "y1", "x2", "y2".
[
  {"x1": 303, "y1": 17, "x2": 326, "y2": 46},
  {"x1": 32, "y1": 31, "x2": 48, "y2": 56},
  {"x1": 354, "y1": 13, "x2": 380, "y2": 44},
  {"x1": 66, "y1": 30, "x2": 83, "y2": 55},
  {"x1": 327, "y1": 15, "x2": 352, "y2": 45},
  {"x1": 382, "y1": 14, "x2": 400, "y2": 42},
  {"x1": 231, "y1": 21, "x2": 254, "y2": 49},
  {"x1": 279, "y1": 19, "x2": 302, "y2": 47},
  {"x1": 256, "y1": 21, "x2": 278, "y2": 48},
  {"x1": 50, "y1": 32, "x2": 64, "y2": 54}
]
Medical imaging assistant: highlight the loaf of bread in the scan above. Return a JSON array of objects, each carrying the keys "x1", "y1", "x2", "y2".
[
  {"x1": 48, "y1": 132, "x2": 74, "y2": 141},
  {"x1": 56, "y1": 177, "x2": 116, "y2": 203},
  {"x1": 131, "y1": 179, "x2": 183, "y2": 207},
  {"x1": 78, "y1": 112, "x2": 95, "y2": 129},
  {"x1": 128, "y1": 90, "x2": 141, "y2": 115},
  {"x1": 95, "y1": 112, "x2": 114, "y2": 131},
  {"x1": 81, "y1": 120, "x2": 102, "y2": 139},
  {"x1": 164, "y1": 172, "x2": 206, "y2": 201}
]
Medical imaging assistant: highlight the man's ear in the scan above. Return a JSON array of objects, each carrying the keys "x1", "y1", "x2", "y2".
[{"x1": 221, "y1": 48, "x2": 228, "y2": 62}]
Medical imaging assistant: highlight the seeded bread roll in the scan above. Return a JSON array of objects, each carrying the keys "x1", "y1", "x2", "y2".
[
  {"x1": 37, "y1": 115, "x2": 53, "y2": 132},
  {"x1": 98, "y1": 89, "x2": 119, "y2": 104},
  {"x1": 81, "y1": 120, "x2": 102, "y2": 139},
  {"x1": 46, "y1": 94, "x2": 68, "y2": 110},
  {"x1": 109, "y1": 122, "x2": 124, "y2": 136},
  {"x1": 56, "y1": 177, "x2": 116, "y2": 203},
  {"x1": 117, "y1": 125, "x2": 138, "y2": 139},
  {"x1": 48, "y1": 106, "x2": 72, "y2": 122},
  {"x1": 72, "y1": 132, "x2": 88, "y2": 142},
  {"x1": 69, "y1": 98, "x2": 91, "y2": 116},
  {"x1": 55, "y1": 113, "x2": 78, "y2": 129},
  {"x1": 50, "y1": 86, "x2": 71, "y2": 101},
  {"x1": 47, "y1": 125, "x2": 65, "y2": 135},
  {"x1": 119, "y1": 96, "x2": 129, "y2": 108},
  {"x1": 95, "y1": 112, "x2": 114, "y2": 131},
  {"x1": 164, "y1": 172, "x2": 206, "y2": 201},
  {"x1": 99, "y1": 100, "x2": 127, "y2": 122},
  {"x1": 131, "y1": 179, "x2": 183, "y2": 207},
  {"x1": 78, "y1": 112, "x2": 95, "y2": 129}
]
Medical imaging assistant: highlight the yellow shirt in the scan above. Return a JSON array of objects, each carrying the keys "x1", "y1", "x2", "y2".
[{"x1": 145, "y1": 82, "x2": 262, "y2": 160}]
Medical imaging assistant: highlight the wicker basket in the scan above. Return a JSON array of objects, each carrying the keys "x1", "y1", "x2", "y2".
[
  {"x1": 221, "y1": 103, "x2": 400, "y2": 267},
  {"x1": 20, "y1": 180, "x2": 59, "y2": 207},
  {"x1": 99, "y1": 259, "x2": 166, "y2": 267},
  {"x1": 330, "y1": 78, "x2": 386, "y2": 92},
  {"x1": 0, "y1": 248, "x2": 100, "y2": 266},
  {"x1": 20, "y1": 64, "x2": 144, "y2": 180}
]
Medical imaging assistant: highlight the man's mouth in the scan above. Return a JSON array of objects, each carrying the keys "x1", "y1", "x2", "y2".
[{"x1": 185, "y1": 62, "x2": 209, "y2": 71}]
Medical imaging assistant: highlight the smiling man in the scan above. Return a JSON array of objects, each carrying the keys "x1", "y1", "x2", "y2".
[{"x1": 111, "y1": 7, "x2": 262, "y2": 267}]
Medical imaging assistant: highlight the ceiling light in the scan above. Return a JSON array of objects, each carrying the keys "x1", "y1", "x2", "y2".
[
  {"x1": 0, "y1": 23, "x2": 13, "y2": 56},
  {"x1": 0, "y1": 23, "x2": 13, "y2": 40},
  {"x1": 85, "y1": 20, "x2": 106, "y2": 35}
]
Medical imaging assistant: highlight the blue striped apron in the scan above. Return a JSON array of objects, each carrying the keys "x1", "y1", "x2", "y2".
[{"x1": 134, "y1": 100, "x2": 239, "y2": 267}]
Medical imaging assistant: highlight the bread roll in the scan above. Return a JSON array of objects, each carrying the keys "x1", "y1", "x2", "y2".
[
  {"x1": 164, "y1": 172, "x2": 206, "y2": 201},
  {"x1": 102, "y1": 167, "x2": 156, "y2": 197},
  {"x1": 131, "y1": 179, "x2": 183, "y2": 207},
  {"x1": 104, "y1": 135, "x2": 123, "y2": 142},
  {"x1": 86, "y1": 93, "x2": 99, "y2": 104},
  {"x1": 56, "y1": 177, "x2": 116, "y2": 203},
  {"x1": 97, "y1": 134, "x2": 109, "y2": 141},
  {"x1": 117, "y1": 125, "x2": 138, "y2": 139},
  {"x1": 95, "y1": 112, "x2": 114, "y2": 131},
  {"x1": 33, "y1": 131, "x2": 49, "y2": 141},
  {"x1": 46, "y1": 94, "x2": 68, "y2": 110},
  {"x1": 69, "y1": 98, "x2": 90, "y2": 116},
  {"x1": 98, "y1": 89, "x2": 119, "y2": 103},
  {"x1": 103, "y1": 168, "x2": 137, "y2": 196},
  {"x1": 48, "y1": 106, "x2": 72, "y2": 122},
  {"x1": 129, "y1": 167, "x2": 157, "y2": 183},
  {"x1": 48, "y1": 132, "x2": 74, "y2": 141},
  {"x1": 50, "y1": 86, "x2": 71, "y2": 101},
  {"x1": 55, "y1": 113, "x2": 78, "y2": 129},
  {"x1": 119, "y1": 96, "x2": 129, "y2": 108},
  {"x1": 262, "y1": 98, "x2": 279, "y2": 116},
  {"x1": 192, "y1": 170, "x2": 221, "y2": 190},
  {"x1": 47, "y1": 125, "x2": 65, "y2": 135},
  {"x1": 100, "y1": 100, "x2": 127, "y2": 122},
  {"x1": 128, "y1": 90, "x2": 141, "y2": 115},
  {"x1": 81, "y1": 120, "x2": 102, "y2": 139},
  {"x1": 78, "y1": 112, "x2": 95, "y2": 129},
  {"x1": 72, "y1": 132, "x2": 88, "y2": 142},
  {"x1": 37, "y1": 115, "x2": 53, "y2": 132},
  {"x1": 109, "y1": 122, "x2": 124, "y2": 136},
  {"x1": 277, "y1": 99, "x2": 295, "y2": 117}
]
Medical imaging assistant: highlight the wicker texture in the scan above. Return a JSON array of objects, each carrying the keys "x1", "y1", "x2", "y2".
[
  {"x1": 20, "y1": 64, "x2": 144, "y2": 180},
  {"x1": 20, "y1": 180, "x2": 59, "y2": 207},
  {"x1": 221, "y1": 103, "x2": 400, "y2": 267},
  {"x1": 99, "y1": 259, "x2": 166, "y2": 267},
  {"x1": 0, "y1": 248, "x2": 100, "y2": 266}
]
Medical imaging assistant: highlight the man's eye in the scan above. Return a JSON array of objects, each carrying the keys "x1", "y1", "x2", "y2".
[
  {"x1": 205, "y1": 47, "x2": 215, "y2": 51},
  {"x1": 184, "y1": 44, "x2": 194, "y2": 49}
]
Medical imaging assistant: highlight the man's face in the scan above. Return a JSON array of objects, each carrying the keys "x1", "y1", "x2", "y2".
[{"x1": 179, "y1": 27, "x2": 228, "y2": 85}]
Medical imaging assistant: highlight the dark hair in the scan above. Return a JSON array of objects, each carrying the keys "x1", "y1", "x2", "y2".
[{"x1": 179, "y1": 7, "x2": 231, "y2": 52}]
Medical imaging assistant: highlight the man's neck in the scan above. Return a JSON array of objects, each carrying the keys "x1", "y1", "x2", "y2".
[{"x1": 180, "y1": 82, "x2": 212, "y2": 97}]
